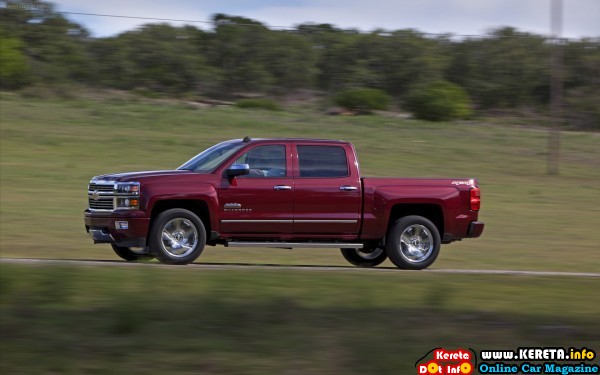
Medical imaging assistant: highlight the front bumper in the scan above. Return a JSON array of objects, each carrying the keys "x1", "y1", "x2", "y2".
[
  {"x1": 84, "y1": 209, "x2": 150, "y2": 247},
  {"x1": 88, "y1": 228, "x2": 115, "y2": 242},
  {"x1": 467, "y1": 221, "x2": 485, "y2": 238}
]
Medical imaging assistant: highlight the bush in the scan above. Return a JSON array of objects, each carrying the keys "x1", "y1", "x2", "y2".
[
  {"x1": 406, "y1": 80, "x2": 473, "y2": 121},
  {"x1": 333, "y1": 88, "x2": 391, "y2": 113},
  {"x1": 236, "y1": 98, "x2": 280, "y2": 111}
]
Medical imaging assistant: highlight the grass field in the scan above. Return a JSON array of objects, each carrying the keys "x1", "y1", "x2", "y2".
[
  {"x1": 1, "y1": 264, "x2": 599, "y2": 374},
  {"x1": 1, "y1": 92, "x2": 599, "y2": 271},
  {"x1": 1, "y1": 92, "x2": 599, "y2": 374}
]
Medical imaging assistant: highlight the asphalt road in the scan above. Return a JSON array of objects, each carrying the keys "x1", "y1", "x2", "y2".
[{"x1": 1, "y1": 258, "x2": 599, "y2": 277}]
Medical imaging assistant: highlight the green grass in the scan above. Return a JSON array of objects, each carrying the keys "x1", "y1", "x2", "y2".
[
  {"x1": 1, "y1": 264, "x2": 598, "y2": 374},
  {"x1": 1, "y1": 92, "x2": 599, "y2": 271},
  {"x1": 1, "y1": 94, "x2": 599, "y2": 373},
  {"x1": 236, "y1": 98, "x2": 281, "y2": 111}
]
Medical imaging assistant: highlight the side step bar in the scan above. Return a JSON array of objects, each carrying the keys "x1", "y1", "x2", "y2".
[{"x1": 226, "y1": 242, "x2": 364, "y2": 249}]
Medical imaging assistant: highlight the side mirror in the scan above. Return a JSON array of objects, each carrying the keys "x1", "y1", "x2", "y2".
[{"x1": 225, "y1": 163, "x2": 250, "y2": 178}]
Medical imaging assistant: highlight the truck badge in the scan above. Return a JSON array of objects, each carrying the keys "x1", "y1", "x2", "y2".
[{"x1": 224, "y1": 203, "x2": 252, "y2": 212}]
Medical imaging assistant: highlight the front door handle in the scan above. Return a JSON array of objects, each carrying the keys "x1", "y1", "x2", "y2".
[
  {"x1": 274, "y1": 185, "x2": 292, "y2": 191},
  {"x1": 339, "y1": 186, "x2": 358, "y2": 191}
]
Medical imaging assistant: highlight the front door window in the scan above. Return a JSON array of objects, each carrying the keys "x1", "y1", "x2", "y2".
[{"x1": 234, "y1": 145, "x2": 287, "y2": 178}]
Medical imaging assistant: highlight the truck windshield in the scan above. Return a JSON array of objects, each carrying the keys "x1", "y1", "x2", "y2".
[{"x1": 177, "y1": 141, "x2": 245, "y2": 173}]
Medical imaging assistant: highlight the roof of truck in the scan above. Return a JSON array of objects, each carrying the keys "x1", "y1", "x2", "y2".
[{"x1": 236, "y1": 137, "x2": 351, "y2": 144}]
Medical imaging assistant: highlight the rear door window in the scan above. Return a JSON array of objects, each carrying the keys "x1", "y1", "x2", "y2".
[{"x1": 297, "y1": 145, "x2": 349, "y2": 178}]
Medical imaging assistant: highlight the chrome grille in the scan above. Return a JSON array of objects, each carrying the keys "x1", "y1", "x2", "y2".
[
  {"x1": 89, "y1": 183, "x2": 114, "y2": 192},
  {"x1": 88, "y1": 182, "x2": 115, "y2": 211},
  {"x1": 89, "y1": 197, "x2": 115, "y2": 210}
]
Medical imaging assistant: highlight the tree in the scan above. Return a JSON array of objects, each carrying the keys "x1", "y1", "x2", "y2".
[
  {"x1": 563, "y1": 38, "x2": 600, "y2": 129},
  {"x1": 315, "y1": 29, "x2": 447, "y2": 97},
  {"x1": 0, "y1": 0, "x2": 596, "y2": 130},
  {"x1": 445, "y1": 27, "x2": 549, "y2": 109},
  {"x1": 0, "y1": 35, "x2": 31, "y2": 88},
  {"x1": 0, "y1": 0, "x2": 92, "y2": 84},
  {"x1": 264, "y1": 30, "x2": 316, "y2": 92},
  {"x1": 207, "y1": 14, "x2": 273, "y2": 94},
  {"x1": 122, "y1": 24, "x2": 204, "y2": 93}
]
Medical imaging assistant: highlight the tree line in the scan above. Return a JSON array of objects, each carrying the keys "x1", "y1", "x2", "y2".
[{"x1": 1, "y1": 1, "x2": 598, "y2": 127}]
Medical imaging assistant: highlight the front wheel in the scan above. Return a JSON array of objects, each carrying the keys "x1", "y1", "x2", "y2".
[
  {"x1": 111, "y1": 244, "x2": 154, "y2": 262},
  {"x1": 149, "y1": 209, "x2": 206, "y2": 265},
  {"x1": 385, "y1": 216, "x2": 441, "y2": 270},
  {"x1": 340, "y1": 247, "x2": 387, "y2": 267}
]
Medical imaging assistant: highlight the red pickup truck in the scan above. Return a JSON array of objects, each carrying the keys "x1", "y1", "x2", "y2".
[{"x1": 84, "y1": 138, "x2": 484, "y2": 269}]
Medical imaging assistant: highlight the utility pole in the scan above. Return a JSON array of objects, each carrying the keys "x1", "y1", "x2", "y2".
[{"x1": 547, "y1": 0, "x2": 562, "y2": 175}]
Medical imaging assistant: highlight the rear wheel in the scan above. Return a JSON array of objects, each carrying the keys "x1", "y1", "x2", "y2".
[
  {"x1": 149, "y1": 208, "x2": 206, "y2": 265},
  {"x1": 340, "y1": 247, "x2": 387, "y2": 267},
  {"x1": 385, "y1": 215, "x2": 441, "y2": 270},
  {"x1": 111, "y1": 244, "x2": 154, "y2": 261}
]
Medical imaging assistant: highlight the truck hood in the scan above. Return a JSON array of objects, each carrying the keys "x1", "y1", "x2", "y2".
[{"x1": 91, "y1": 170, "x2": 196, "y2": 183}]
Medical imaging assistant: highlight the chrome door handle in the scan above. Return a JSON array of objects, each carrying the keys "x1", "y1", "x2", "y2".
[
  {"x1": 339, "y1": 186, "x2": 358, "y2": 191},
  {"x1": 273, "y1": 185, "x2": 292, "y2": 190}
]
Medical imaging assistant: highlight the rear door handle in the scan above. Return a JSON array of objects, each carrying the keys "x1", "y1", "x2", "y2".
[
  {"x1": 339, "y1": 186, "x2": 358, "y2": 191},
  {"x1": 273, "y1": 185, "x2": 292, "y2": 191}
]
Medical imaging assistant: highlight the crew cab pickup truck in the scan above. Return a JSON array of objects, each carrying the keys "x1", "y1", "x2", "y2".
[{"x1": 84, "y1": 138, "x2": 484, "y2": 269}]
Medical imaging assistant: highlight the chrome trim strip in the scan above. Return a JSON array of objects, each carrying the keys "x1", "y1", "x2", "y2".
[
  {"x1": 89, "y1": 180, "x2": 116, "y2": 186},
  {"x1": 221, "y1": 219, "x2": 357, "y2": 224},
  {"x1": 294, "y1": 220, "x2": 357, "y2": 224},
  {"x1": 221, "y1": 220, "x2": 293, "y2": 223},
  {"x1": 227, "y1": 242, "x2": 364, "y2": 249}
]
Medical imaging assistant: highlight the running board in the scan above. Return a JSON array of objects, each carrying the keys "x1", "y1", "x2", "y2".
[{"x1": 226, "y1": 242, "x2": 363, "y2": 249}]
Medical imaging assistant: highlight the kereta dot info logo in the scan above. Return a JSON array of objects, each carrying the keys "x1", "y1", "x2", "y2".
[{"x1": 416, "y1": 348, "x2": 475, "y2": 375}]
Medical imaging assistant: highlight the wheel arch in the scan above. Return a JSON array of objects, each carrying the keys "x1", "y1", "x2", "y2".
[
  {"x1": 387, "y1": 203, "x2": 444, "y2": 239},
  {"x1": 148, "y1": 200, "x2": 211, "y2": 238}
]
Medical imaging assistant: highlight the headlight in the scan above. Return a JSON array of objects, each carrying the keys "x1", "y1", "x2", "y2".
[
  {"x1": 116, "y1": 197, "x2": 140, "y2": 209},
  {"x1": 115, "y1": 182, "x2": 140, "y2": 210},
  {"x1": 115, "y1": 182, "x2": 140, "y2": 195}
]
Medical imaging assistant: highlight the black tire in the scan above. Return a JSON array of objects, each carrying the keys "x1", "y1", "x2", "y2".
[
  {"x1": 111, "y1": 244, "x2": 154, "y2": 262},
  {"x1": 340, "y1": 247, "x2": 387, "y2": 267},
  {"x1": 149, "y1": 208, "x2": 206, "y2": 265},
  {"x1": 385, "y1": 215, "x2": 441, "y2": 270}
]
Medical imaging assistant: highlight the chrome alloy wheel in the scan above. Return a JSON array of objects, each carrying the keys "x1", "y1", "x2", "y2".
[
  {"x1": 160, "y1": 218, "x2": 198, "y2": 258},
  {"x1": 356, "y1": 248, "x2": 385, "y2": 260},
  {"x1": 399, "y1": 224, "x2": 433, "y2": 263}
]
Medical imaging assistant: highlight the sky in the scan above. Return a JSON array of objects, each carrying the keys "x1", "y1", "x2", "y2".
[{"x1": 46, "y1": 0, "x2": 600, "y2": 38}]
